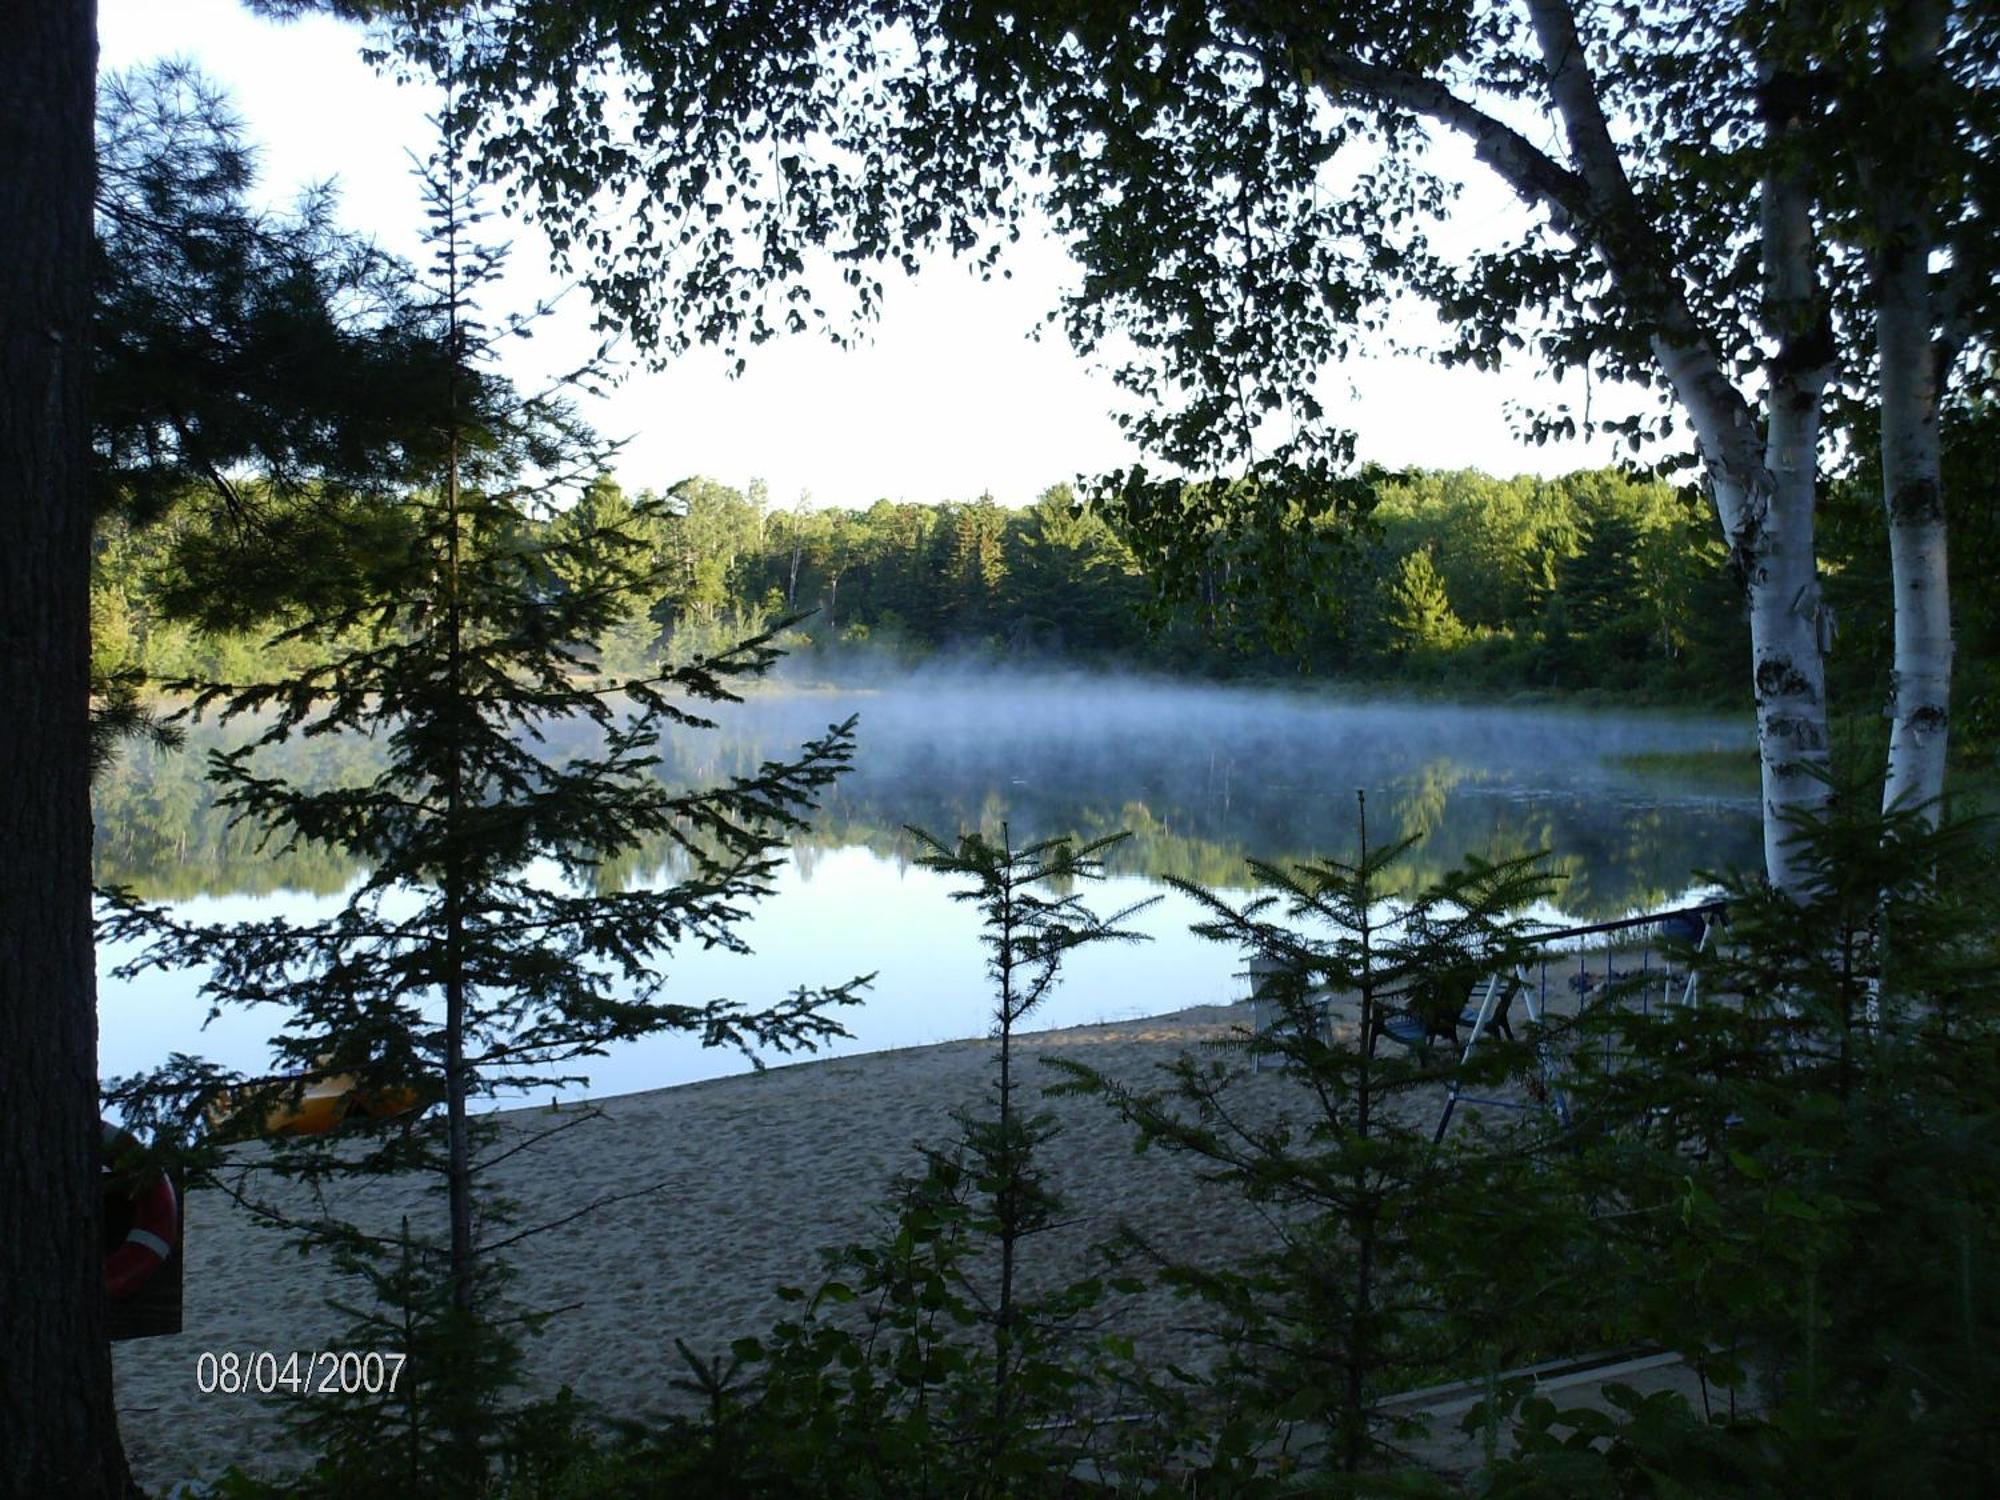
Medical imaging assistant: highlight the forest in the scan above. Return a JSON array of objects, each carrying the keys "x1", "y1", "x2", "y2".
[
  {"x1": 92, "y1": 447, "x2": 2000, "y2": 739},
  {"x1": 92, "y1": 464, "x2": 1742, "y2": 691}
]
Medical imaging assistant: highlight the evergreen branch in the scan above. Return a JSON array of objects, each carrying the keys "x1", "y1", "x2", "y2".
[
  {"x1": 479, "y1": 1179, "x2": 677, "y2": 1257},
  {"x1": 465, "y1": 1105, "x2": 608, "y2": 1177}
]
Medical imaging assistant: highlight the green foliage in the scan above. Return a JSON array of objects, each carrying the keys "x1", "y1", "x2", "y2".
[
  {"x1": 936, "y1": 496, "x2": 1011, "y2": 633},
  {"x1": 1048, "y1": 796, "x2": 1565, "y2": 1481},
  {"x1": 1372, "y1": 472, "x2": 1565, "y2": 633},
  {"x1": 87, "y1": 665, "x2": 184, "y2": 778},
  {"x1": 1493, "y1": 768, "x2": 2000, "y2": 1492},
  {"x1": 92, "y1": 61, "x2": 440, "y2": 526},
  {"x1": 275, "y1": 1213, "x2": 526, "y2": 1498},
  {"x1": 1357, "y1": 468, "x2": 1744, "y2": 697},
  {"x1": 1000, "y1": 485, "x2": 1144, "y2": 654},
  {"x1": 93, "y1": 461, "x2": 1761, "y2": 701},
  {"x1": 633, "y1": 1154, "x2": 1115, "y2": 1498},
  {"x1": 1099, "y1": 463, "x2": 1384, "y2": 661},
  {"x1": 1387, "y1": 548, "x2": 1467, "y2": 657}
]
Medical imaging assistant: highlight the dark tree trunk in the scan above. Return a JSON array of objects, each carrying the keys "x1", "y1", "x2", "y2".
[{"x1": 0, "y1": 3, "x2": 135, "y2": 1496}]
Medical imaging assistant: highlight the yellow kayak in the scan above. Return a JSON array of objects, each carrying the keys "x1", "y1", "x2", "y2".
[{"x1": 207, "y1": 1068, "x2": 429, "y2": 1140}]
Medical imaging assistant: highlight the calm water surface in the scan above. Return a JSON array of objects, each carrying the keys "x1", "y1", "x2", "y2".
[{"x1": 93, "y1": 673, "x2": 1760, "y2": 1101}]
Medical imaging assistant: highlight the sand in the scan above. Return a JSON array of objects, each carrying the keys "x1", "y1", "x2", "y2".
[{"x1": 113, "y1": 1003, "x2": 1308, "y2": 1492}]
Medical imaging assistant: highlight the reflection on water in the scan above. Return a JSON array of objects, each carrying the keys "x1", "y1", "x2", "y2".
[{"x1": 94, "y1": 674, "x2": 1760, "y2": 1096}]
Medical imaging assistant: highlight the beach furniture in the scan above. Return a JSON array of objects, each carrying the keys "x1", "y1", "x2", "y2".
[
  {"x1": 1432, "y1": 901, "x2": 1727, "y2": 1142},
  {"x1": 1248, "y1": 956, "x2": 1519, "y2": 1069},
  {"x1": 1375, "y1": 967, "x2": 1519, "y2": 1055},
  {"x1": 1247, "y1": 902, "x2": 1727, "y2": 1138}
]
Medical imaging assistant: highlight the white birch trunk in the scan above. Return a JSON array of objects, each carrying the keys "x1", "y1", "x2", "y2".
[
  {"x1": 1876, "y1": 0, "x2": 1952, "y2": 819},
  {"x1": 1751, "y1": 397, "x2": 1833, "y2": 884},
  {"x1": 1878, "y1": 268, "x2": 1951, "y2": 818},
  {"x1": 1745, "y1": 65, "x2": 1836, "y2": 890},
  {"x1": 1527, "y1": 0, "x2": 1833, "y2": 894},
  {"x1": 1659, "y1": 361, "x2": 1831, "y2": 895}
]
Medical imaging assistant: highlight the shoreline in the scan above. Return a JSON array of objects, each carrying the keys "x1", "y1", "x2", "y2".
[{"x1": 106, "y1": 658, "x2": 1754, "y2": 722}]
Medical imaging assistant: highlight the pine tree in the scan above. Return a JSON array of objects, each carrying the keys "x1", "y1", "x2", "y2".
[
  {"x1": 1387, "y1": 547, "x2": 1467, "y2": 656},
  {"x1": 1048, "y1": 795, "x2": 1562, "y2": 1477},
  {"x1": 617, "y1": 829, "x2": 1157, "y2": 1497},
  {"x1": 1554, "y1": 476, "x2": 1651, "y2": 670},
  {"x1": 100, "y1": 83, "x2": 865, "y2": 1495},
  {"x1": 1002, "y1": 485, "x2": 1147, "y2": 655},
  {"x1": 939, "y1": 496, "x2": 1010, "y2": 633},
  {"x1": 907, "y1": 825, "x2": 1155, "y2": 1450}
]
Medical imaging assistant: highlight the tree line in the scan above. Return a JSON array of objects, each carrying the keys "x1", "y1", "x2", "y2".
[
  {"x1": 91, "y1": 448, "x2": 2000, "y2": 739},
  {"x1": 89, "y1": 466, "x2": 1745, "y2": 697}
]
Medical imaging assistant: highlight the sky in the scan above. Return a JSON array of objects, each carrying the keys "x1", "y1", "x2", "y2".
[{"x1": 98, "y1": 0, "x2": 1658, "y2": 510}]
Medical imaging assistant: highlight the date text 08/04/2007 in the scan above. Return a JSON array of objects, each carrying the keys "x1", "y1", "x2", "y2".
[{"x1": 196, "y1": 1350, "x2": 406, "y2": 1396}]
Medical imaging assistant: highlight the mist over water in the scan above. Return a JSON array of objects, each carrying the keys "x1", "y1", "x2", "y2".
[
  {"x1": 95, "y1": 669, "x2": 1760, "y2": 1100},
  {"x1": 697, "y1": 666, "x2": 1761, "y2": 909}
]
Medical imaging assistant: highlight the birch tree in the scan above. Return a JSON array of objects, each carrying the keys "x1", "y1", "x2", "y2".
[
  {"x1": 1867, "y1": 3, "x2": 1955, "y2": 819},
  {"x1": 1815, "y1": 0, "x2": 1995, "y2": 818}
]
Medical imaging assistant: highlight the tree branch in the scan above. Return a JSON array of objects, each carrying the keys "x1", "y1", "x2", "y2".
[
  {"x1": 467, "y1": 1104, "x2": 608, "y2": 1177},
  {"x1": 480, "y1": 1178, "x2": 675, "y2": 1256},
  {"x1": 1297, "y1": 43, "x2": 1593, "y2": 235}
]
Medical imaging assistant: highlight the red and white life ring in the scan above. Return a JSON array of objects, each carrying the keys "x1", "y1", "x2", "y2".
[{"x1": 102, "y1": 1121, "x2": 177, "y2": 1301}]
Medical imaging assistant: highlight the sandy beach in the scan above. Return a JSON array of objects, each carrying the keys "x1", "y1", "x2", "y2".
[{"x1": 114, "y1": 1003, "x2": 1313, "y2": 1491}]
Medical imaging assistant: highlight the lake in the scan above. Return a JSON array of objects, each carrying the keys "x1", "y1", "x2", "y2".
[{"x1": 93, "y1": 671, "x2": 1761, "y2": 1102}]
